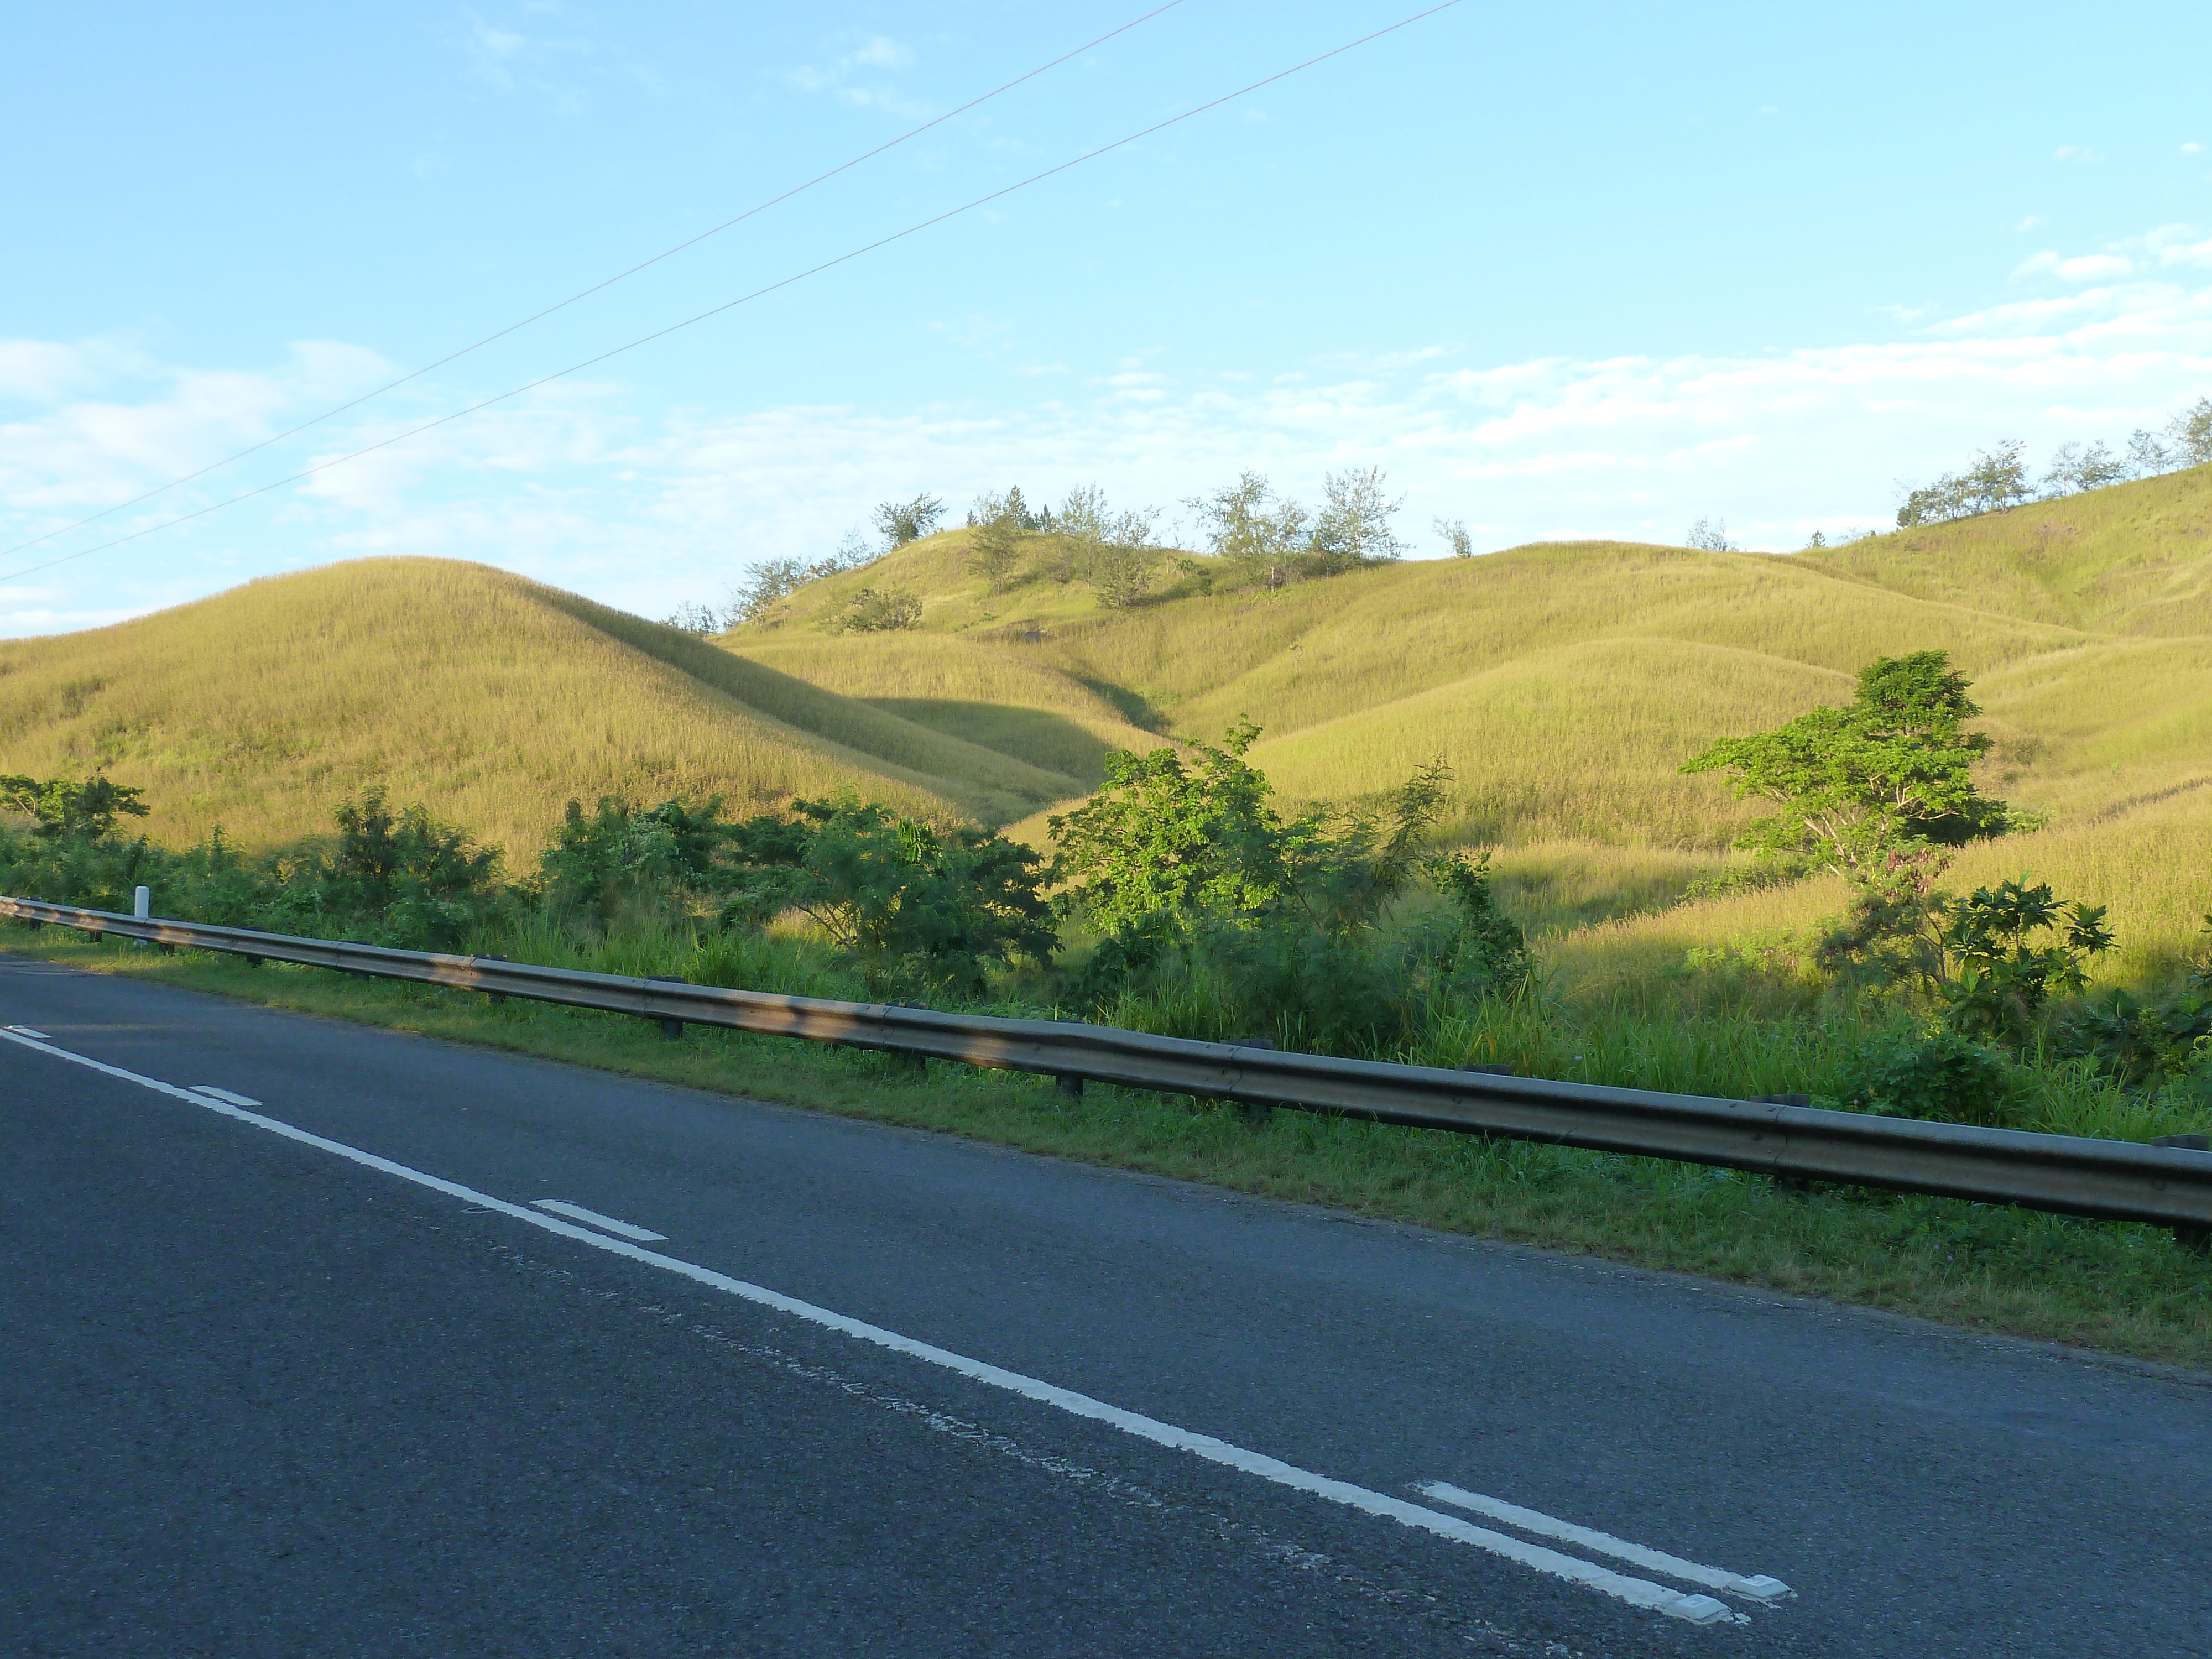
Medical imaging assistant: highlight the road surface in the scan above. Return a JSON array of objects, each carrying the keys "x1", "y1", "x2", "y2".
[{"x1": 3, "y1": 953, "x2": 2205, "y2": 1656}]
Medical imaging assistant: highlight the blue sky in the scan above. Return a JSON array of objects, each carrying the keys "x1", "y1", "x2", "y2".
[{"x1": 4, "y1": 0, "x2": 2209, "y2": 635}]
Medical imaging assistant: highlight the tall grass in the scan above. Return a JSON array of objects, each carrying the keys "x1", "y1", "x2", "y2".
[{"x1": 0, "y1": 559, "x2": 1077, "y2": 855}]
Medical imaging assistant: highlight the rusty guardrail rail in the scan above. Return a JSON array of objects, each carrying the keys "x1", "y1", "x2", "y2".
[{"x1": 6, "y1": 894, "x2": 2208, "y2": 1249}]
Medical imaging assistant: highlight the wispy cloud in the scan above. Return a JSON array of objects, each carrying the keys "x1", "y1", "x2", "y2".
[
  {"x1": 456, "y1": 6, "x2": 605, "y2": 112},
  {"x1": 780, "y1": 33, "x2": 930, "y2": 117},
  {"x1": 4, "y1": 227, "x2": 2209, "y2": 633},
  {"x1": 2015, "y1": 251, "x2": 2135, "y2": 282}
]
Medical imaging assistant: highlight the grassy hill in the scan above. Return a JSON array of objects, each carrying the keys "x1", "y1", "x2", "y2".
[
  {"x1": 4, "y1": 466, "x2": 2207, "y2": 982},
  {"x1": 0, "y1": 559, "x2": 1095, "y2": 854},
  {"x1": 719, "y1": 467, "x2": 2212, "y2": 978}
]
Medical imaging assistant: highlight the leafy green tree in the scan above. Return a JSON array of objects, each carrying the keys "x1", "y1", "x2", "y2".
[
  {"x1": 1050, "y1": 723, "x2": 1454, "y2": 937},
  {"x1": 2041, "y1": 440, "x2": 2127, "y2": 496},
  {"x1": 1, "y1": 773, "x2": 150, "y2": 840},
  {"x1": 1057, "y1": 484, "x2": 1161, "y2": 608},
  {"x1": 541, "y1": 796, "x2": 730, "y2": 921},
  {"x1": 2126, "y1": 427, "x2": 2176, "y2": 477},
  {"x1": 967, "y1": 502, "x2": 1024, "y2": 592},
  {"x1": 1307, "y1": 466, "x2": 1405, "y2": 573},
  {"x1": 1048, "y1": 722, "x2": 1291, "y2": 932},
  {"x1": 1682, "y1": 651, "x2": 2015, "y2": 872},
  {"x1": 2171, "y1": 395, "x2": 2212, "y2": 468},
  {"x1": 1897, "y1": 440, "x2": 2033, "y2": 526},
  {"x1": 1185, "y1": 473, "x2": 1309, "y2": 586},
  {"x1": 307, "y1": 787, "x2": 505, "y2": 948},
  {"x1": 874, "y1": 494, "x2": 946, "y2": 549},
  {"x1": 1814, "y1": 855, "x2": 2114, "y2": 1047},
  {"x1": 731, "y1": 798, "x2": 1053, "y2": 991},
  {"x1": 1433, "y1": 518, "x2": 1474, "y2": 559}
]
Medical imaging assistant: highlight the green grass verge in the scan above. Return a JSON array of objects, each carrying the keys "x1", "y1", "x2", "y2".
[{"x1": 12, "y1": 922, "x2": 2209, "y2": 1373}]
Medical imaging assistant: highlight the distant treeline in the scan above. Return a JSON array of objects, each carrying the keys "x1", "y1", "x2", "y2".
[
  {"x1": 665, "y1": 467, "x2": 1445, "y2": 635},
  {"x1": 1896, "y1": 397, "x2": 2212, "y2": 529}
]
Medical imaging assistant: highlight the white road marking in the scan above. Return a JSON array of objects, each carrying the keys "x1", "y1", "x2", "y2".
[
  {"x1": 531, "y1": 1198, "x2": 667, "y2": 1242},
  {"x1": 2, "y1": 1029, "x2": 1755, "y2": 1629},
  {"x1": 191, "y1": 1085, "x2": 261, "y2": 1108},
  {"x1": 1416, "y1": 1483, "x2": 1791, "y2": 1602},
  {"x1": 7, "y1": 1025, "x2": 51, "y2": 1039}
]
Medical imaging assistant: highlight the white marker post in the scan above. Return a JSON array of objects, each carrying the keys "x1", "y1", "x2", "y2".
[{"x1": 133, "y1": 885, "x2": 150, "y2": 921}]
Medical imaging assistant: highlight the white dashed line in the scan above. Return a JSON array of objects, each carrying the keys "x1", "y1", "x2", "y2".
[
  {"x1": 4, "y1": 1026, "x2": 1776, "y2": 1627},
  {"x1": 532, "y1": 1199, "x2": 667, "y2": 1242},
  {"x1": 1414, "y1": 1483, "x2": 1791, "y2": 1601}
]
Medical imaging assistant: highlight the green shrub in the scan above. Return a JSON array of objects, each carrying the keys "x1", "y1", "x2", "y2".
[
  {"x1": 1837, "y1": 1029, "x2": 2017, "y2": 1127},
  {"x1": 727, "y1": 797, "x2": 1053, "y2": 995}
]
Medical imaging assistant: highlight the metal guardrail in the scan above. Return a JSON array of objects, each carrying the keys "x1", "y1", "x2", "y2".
[{"x1": 6, "y1": 894, "x2": 2210, "y2": 1250}]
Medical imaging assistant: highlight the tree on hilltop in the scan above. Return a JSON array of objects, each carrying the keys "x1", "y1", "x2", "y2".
[
  {"x1": 1057, "y1": 484, "x2": 1161, "y2": 608},
  {"x1": 1307, "y1": 466, "x2": 1406, "y2": 573},
  {"x1": 1185, "y1": 468, "x2": 1407, "y2": 587},
  {"x1": 967, "y1": 495, "x2": 1025, "y2": 593},
  {"x1": 2172, "y1": 395, "x2": 2212, "y2": 468},
  {"x1": 1897, "y1": 441, "x2": 2034, "y2": 527},
  {"x1": 1186, "y1": 472, "x2": 1308, "y2": 586},
  {"x1": 874, "y1": 494, "x2": 946, "y2": 549}
]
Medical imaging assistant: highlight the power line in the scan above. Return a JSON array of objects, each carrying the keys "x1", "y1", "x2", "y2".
[
  {"x1": 0, "y1": 2, "x2": 1189, "y2": 565},
  {"x1": 0, "y1": 0, "x2": 1463, "y2": 587}
]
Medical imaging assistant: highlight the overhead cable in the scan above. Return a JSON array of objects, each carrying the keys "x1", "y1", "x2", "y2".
[
  {"x1": 0, "y1": 1, "x2": 1189, "y2": 563},
  {"x1": 0, "y1": 0, "x2": 1463, "y2": 586}
]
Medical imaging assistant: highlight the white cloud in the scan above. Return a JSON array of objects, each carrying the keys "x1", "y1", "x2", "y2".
[
  {"x1": 2014, "y1": 215, "x2": 2044, "y2": 232},
  {"x1": 456, "y1": 7, "x2": 602, "y2": 111},
  {"x1": 2053, "y1": 144, "x2": 2105, "y2": 163},
  {"x1": 2014, "y1": 251, "x2": 2135, "y2": 282},
  {"x1": 2184, "y1": 142, "x2": 2206, "y2": 156},
  {"x1": 849, "y1": 35, "x2": 909, "y2": 70},
  {"x1": 4, "y1": 230, "x2": 2209, "y2": 633},
  {"x1": 781, "y1": 33, "x2": 930, "y2": 117}
]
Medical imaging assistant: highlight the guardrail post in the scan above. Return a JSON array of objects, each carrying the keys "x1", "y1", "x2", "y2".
[
  {"x1": 477, "y1": 955, "x2": 507, "y2": 1005},
  {"x1": 2154, "y1": 1137, "x2": 2211, "y2": 1250},
  {"x1": 648, "y1": 975, "x2": 687, "y2": 1038},
  {"x1": 888, "y1": 1003, "x2": 929, "y2": 1076},
  {"x1": 1232, "y1": 1037, "x2": 1276, "y2": 1124},
  {"x1": 1055, "y1": 1073, "x2": 1086, "y2": 1102},
  {"x1": 1760, "y1": 1096, "x2": 1815, "y2": 1193}
]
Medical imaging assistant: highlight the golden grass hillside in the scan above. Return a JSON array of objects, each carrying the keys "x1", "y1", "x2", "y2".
[
  {"x1": 726, "y1": 477, "x2": 2211, "y2": 839},
  {"x1": 0, "y1": 559, "x2": 1095, "y2": 854},
  {"x1": 724, "y1": 468, "x2": 2212, "y2": 972},
  {"x1": 4, "y1": 466, "x2": 2206, "y2": 976}
]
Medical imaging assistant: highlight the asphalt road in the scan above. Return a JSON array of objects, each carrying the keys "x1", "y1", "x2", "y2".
[{"x1": 3, "y1": 954, "x2": 2207, "y2": 1657}]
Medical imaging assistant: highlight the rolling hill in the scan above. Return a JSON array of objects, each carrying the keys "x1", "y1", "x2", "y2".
[
  {"x1": 0, "y1": 559, "x2": 1098, "y2": 854},
  {"x1": 716, "y1": 464, "x2": 2212, "y2": 976},
  {"x1": 3, "y1": 464, "x2": 2208, "y2": 980}
]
